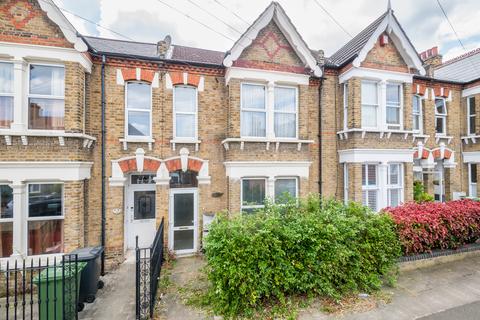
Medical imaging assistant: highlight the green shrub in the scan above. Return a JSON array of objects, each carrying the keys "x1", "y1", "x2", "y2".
[
  {"x1": 413, "y1": 181, "x2": 434, "y2": 203},
  {"x1": 203, "y1": 196, "x2": 401, "y2": 316}
]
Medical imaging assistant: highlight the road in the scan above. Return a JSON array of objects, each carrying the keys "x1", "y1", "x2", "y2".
[{"x1": 418, "y1": 301, "x2": 480, "y2": 320}]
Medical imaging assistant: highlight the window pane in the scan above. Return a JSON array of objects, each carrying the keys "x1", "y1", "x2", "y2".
[
  {"x1": 469, "y1": 97, "x2": 476, "y2": 116},
  {"x1": 0, "y1": 96, "x2": 13, "y2": 128},
  {"x1": 0, "y1": 63, "x2": 13, "y2": 93},
  {"x1": 470, "y1": 116, "x2": 476, "y2": 135},
  {"x1": 28, "y1": 184, "x2": 62, "y2": 218},
  {"x1": 386, "y1": 84, "x2": 400, "y2": 104},
  {"x1": 275, "y1": 179, "x2": 296, "y2": 203},
  {"x1": 361, "y1": 105, "x2": 377, "y2": 127},
  {"x1": 368, "y1": 165, "x2": 377, "y2": 185},
  {"x1": 435, "y1": 98, "x2": 446, "y2": 115},
  {"x1": 241, "y1": 111, "x2": 266, "y2": 137},
  {"x1": 413, "y1": 96, "x2": 420, "y2": 114},
  {"x1": 127, "y1": 83, "x2": 151, "y2": 110},
  {"x1": 134, "y1": 191, "x2": 155, "y2": 220},
  {"x1": 435, "y1": 117, "x2": 445, "y2": 134},
  {"x1": 242, "y1": 84, "x2": 265, "y2": 109},
  {"x1": 471, "y1": 164, "x2": 478, "y2": 183},
  {"x1": 29, "y1": 98, "x2": 64, "y2": 130},
  {"x1": 386, "y1": 106, "x2": 400, "y2": 125},
  {"x1": 389, "y1": 164, "x2": 399, "y2": 185},
  {"x1": 0, "y1": 185, "x2": 13, "y2": 219},
  {"x1": 274, "y1": 87, "x2": 296, "y2": 112},
  {"x1": 389, "y1": 189, "x2": 400, "y2": 207},
  {"x1": 176, "y1": 114, "x2": 195, "y2": 137},
  {"x1": 242, "y1": 179, "x2": 265, "y2": 206},
  {"x1": 274, "y1": 113, "x2": 295, "y2": 138},
  {"x1": 128, "y1": 110, "x2": 150, "y2": 136},
  {"x1": 368, "y1": 190, "x2": 377, "y2": 211},
  {"x1": 28, "y1": 220, "x2": 63, "y2": 255},
  {"x1": 173, "y1": 193, "x2": 194, "y2": 227},
  {"x1": 361, "y1": 82, "x2": 377, "y2": 105},
  {"x1": 170, "y1": 170, "x2": 198, "y2": 188},
  {"x1": 413, "y1": 115, "x2": 420, "y2": 131},
  {"x1": 174, "y1": 86, "x2": 196, "y2": 112},
  {"x1": 29, "y1": 65, "x2": 64, "y2": 96},
  {"x1": 0, "y1": 222, "x2": 13, "y2": 258}
]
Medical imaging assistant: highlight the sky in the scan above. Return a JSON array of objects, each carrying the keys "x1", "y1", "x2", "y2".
[{"x1": 52, "y1": 0, "x2": 480, "y2": 61}]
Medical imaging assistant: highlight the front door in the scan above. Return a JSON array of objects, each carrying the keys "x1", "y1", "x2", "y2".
[
  {"x1": 126, "y1": 175, "x2": 157, "y2": 249},
  {"x1": 169, "y1": 189, "x2": 197, "y2": 254},
  {"x1": 434, "y1": 162, "x2": 445, "y2": 202}
]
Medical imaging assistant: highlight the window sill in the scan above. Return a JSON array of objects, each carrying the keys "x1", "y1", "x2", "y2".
[
  {"x1": 221, "y1": 137, "x2": 314, "y2": 151},
  {"x1": 412, "y1": 134, "x2": 430, "y2": 143},
  {"x1": 461, "y1": 135, "x2": 480, "y2": 145},
  {"x1": 170, "y1": 139, "x2": 201, "y2": 151},
  {"x1": 119, "y1": 137, "x2": 155, "y2": 151},
  {"x1": 0, "y1": 130, "x2": 95, "y2": 148},
  {"x1": 337, "y1": 128, "x2": 413, "y2": 140},
  {"x1": 434, "y1": 134, "x2": 453, "y2": 144}
]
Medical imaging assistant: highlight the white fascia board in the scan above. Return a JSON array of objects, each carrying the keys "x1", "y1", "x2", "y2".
[
  {"x1": 339, "y1": 66, "x2": 413, "y2": 84},
  {"x1": 0, "y1": 161, "x2": 93, "y2": 182},
  {"x1": 0, "y1": 42, "x2": 92, "y2": 73},
  {"x1": 225, "y1": 67, "x2": 310, "y2": 85},
  {"x1": 462, "y1": 152, "x2": 480, "y2": 163},
  {"x1": 224, "y1": 161, "x2": 312, "y2": 179},
  {"x1": 352, "y1": 13, "x2": 425, "y2": 76},
  {"x1": 462, "y1": 85, "x2": 480, "y2": 98},
  {"x1": 37, "y1": 0, "x2": 88, "y2": 52},
  {"x1": 338, "y1": 149, "x2": 413, "y2": 163}
]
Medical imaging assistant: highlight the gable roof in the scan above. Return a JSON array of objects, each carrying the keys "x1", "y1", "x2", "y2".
[
  {"x1": 329, "y1": 9, "x2": 425, "y2": 75},
  {"x1": 435, "y1": 48, "x2": 480, "y2": 82},
  {"x1": 223, "y1": 2, "x2": 322, "y2": 77}
]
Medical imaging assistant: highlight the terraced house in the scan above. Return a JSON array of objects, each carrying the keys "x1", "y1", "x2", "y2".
[{"x1": 0, "y1": 0, "x2": 479, "y2": 268}]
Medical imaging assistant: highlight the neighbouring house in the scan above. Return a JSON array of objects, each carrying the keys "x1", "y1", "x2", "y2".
[{"x1": 0, "y1": 0, "x2": 479, "y2": 268}]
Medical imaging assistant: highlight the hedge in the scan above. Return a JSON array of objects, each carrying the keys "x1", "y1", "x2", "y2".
[
  {"x1": 385, "y1": 199, "x2": 480, "y2": 255},
  {"x1": 203, "y1": 197, "x2": 401, "y2": 316}
]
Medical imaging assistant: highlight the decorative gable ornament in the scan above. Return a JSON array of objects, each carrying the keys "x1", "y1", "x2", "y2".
[{"x1": 223, "y1": 2, "x2": 322, "y2": 77}]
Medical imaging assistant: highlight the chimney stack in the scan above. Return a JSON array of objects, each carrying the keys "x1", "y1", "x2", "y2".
[
  {"x1": 419, "y1": 46, "x2": 442, "y2": 77},
  {"x1": 315, "y1": 49, "x2": 325, "y2": 65},
  {"x1": 157, "y1": 35, "x2": 172, "y2": 57}
]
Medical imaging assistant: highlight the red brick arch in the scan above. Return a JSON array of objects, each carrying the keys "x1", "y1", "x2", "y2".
[
  {"x1": 121, "y1": 68, "x2": 155, "y2": 83},
  {"x1": 164, "y1": 158, "x2": 203, "y2": 173},
  {"x1": 118, "y1": 158, "x2": 161, "y2": 174},
  {"x1": 169, "y1": 71, "x2": 201, "y2": 87}
]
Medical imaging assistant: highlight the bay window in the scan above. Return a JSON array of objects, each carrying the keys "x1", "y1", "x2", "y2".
[
  {"x1": 126, "y1": 82, "x2": 151, "y2": 138},
  {"x1": 469, "y1": 163, "x2": 477, "y2": 198},
  {"x1": 274, "y1": 178, "x2": 297, "y2": 204},
  {"x1": 241, "y1": 84, "x2": 266, "y2": 137},
  {"x1": 362, "y1": 164, "x2": 378, "y2": 211},
  {"x1": 28, "y1": 183, "x2": 63, "y2": 255},
  {"x1": 386, "y1": 83, "x2": 401, "y2": 129},
  {"x1": 274, "y1": 87, "x2": 297, "y2": 138},
  {"x1": 174, "y1": 85, "x2": 197, "y2": 139},
  {"x1": 29, "y1": 64, "x2": 65, "y2": 130},
  {"x1": 435, "y1": 98, "x2": 447, "y2": 135},
  {"x1": 412, "y1": 95, "x2": 423, "y2": 133},
  {"x1": 0, "y1": 62, "x2": 14, "y2": 129},
  {"x1": 0, "y1": 185, "x2": 13, "y2": 258},
  {"x1": 387, "y1": 163, "x2": 403, "y2": 207},
  {"x1": 241, "y1": 178, "x2": 266, "y2": 214},
  {"x1": 361, "y1": 81, "x2": 378, "y2": 128},
  {"x1": 467, "y1": 96, "x2": 476, "y2": 135}
]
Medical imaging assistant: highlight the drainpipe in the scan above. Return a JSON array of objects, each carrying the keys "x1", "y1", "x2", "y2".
[
  {"x1": 101, "y1": 55, "x2": 106, "y2": 275},
  {"x1": 318, "y1": 68, "x2": 325, "y2": 197}
]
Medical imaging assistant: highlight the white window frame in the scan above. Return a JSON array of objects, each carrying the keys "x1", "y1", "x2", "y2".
[
  {"x1": 412, "y1": 95, "x2": 423, "y2": 134},
  {"x1": 435, "y1": 97, "x2": 447, "y2": 136},
  {"x1": 240, "y1": 177, "x2": 267, "y2": 213},
  {"x1": 173, "y1": 85, "x2": 198, "y2": 140},
  {"x1": 467, "y1": 96, "x2": 476, "y2": 136},
  {"x1": 387, "y1": 163, "x2": 404, "y2": 207},
  {"x1": 361, "y1": 80, "x2": 380, "y2": 129},
  {"x1": 469, "y1": 163, "x2": 477, "y2": 198},
  {"x1": 343, "y1": 83, "x2": 348, "y2": 130},
  {"x1": 385, "y1": 82, "x2": 403, "y2": 130},
  {"x1": 273, "y1": 177, "x2": 298, "y2": 203},
  {"x1": 0, "y1": 62, "x2": 14, "y2": 129},
  {"x1": 362, "y1": 163, "x2": 379, "y2": 211},
  {"x1": 27, "y1": 63, "x2": 65, "y2": 132},
  {"x1": 125, "y1": 81, "x2": 152, "y2": 140},
  {"x1": 273, "y1": 85, "x2": 298, "y2": 139},
  {"x1": 241, "y1": 82, "x2": 267, "y2": 138}
]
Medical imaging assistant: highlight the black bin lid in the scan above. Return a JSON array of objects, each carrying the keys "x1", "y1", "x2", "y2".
[{"x1": 70, "y1": 246, "x2": 104, "y2": 261}]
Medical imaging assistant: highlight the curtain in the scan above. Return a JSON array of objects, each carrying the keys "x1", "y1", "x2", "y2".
[
  {"x1": 51, "y1": 66, "x2": 65, "y2": 96},
  {"x1": 274, "y1": 87, "x2": 296, "y2": 138},
  {"x1": 0, "y1": 63, "x2": 13, "y2": 93},
  {"x1": 241, "y1": 111, "x2": 266, "y2": 136},
  {"x1": 176, "y1": 114, "x2": 195, "y2": 137}
]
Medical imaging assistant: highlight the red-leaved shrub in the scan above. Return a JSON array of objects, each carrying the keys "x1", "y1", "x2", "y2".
[{"x1": 384, "y1": 200, "x2": 480, "y2": 255}]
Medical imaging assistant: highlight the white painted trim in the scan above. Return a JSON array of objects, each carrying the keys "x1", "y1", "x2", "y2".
[
  {"x1": 226, "y1": 67, "x2": 310, "y2": 85},
  {"x1": 125, "y1": 81, "x2": 153, "y2": 140},
  {"x1": 223, "y1": 3, "x2": 321, "y2": 77},
  {"x1": 339, "y1": 67, "x2": 413, "y2": 84},
  {"x1": 462, "y1": 85, "x2": 480, "y2": 98},
  {"x1": 224, "y1": 161, "x2": 311, "y2": 179},
  {"x1": 0, "y1": 161, "x2": 93, "y2": 182},
  {"x1": 173, "y1": 85, "x2": 198, "y2": 140},
  {"x1": 338, "y1": 149, "x2": 413, "y2": 163}
]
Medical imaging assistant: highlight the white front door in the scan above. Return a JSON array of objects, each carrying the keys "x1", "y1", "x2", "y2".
[
  {"x1": 126, "y1": 175, "x2": 157, "y2": 249},
  {"x1": 169, "y1": 188, "x2": 197, "y2": 254}
]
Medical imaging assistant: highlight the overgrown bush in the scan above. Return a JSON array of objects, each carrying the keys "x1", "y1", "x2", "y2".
[
  {"x1": 413, "y1": 181, "x2": 434, "y2": 203},
  {"x1": 385, "y1": 199, "x2": 480, "y2": 255},
  {"x1": 203, "y1": 196, "x2": 401, "y2": 316}
]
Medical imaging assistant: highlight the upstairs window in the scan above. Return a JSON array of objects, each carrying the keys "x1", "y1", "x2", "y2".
[
  {"x1": 241, "y1": 84, "x2": 266, "y2": 137},
  {"x1": 343, "y1": 83, "x2": 348, "y2": 130},
  {"x1": 468, "y1": 96, "x2": 476, "y2": 136},
  {"x1": 362, "y1": 164, "x2": 378, "y2": 211},
  {"x1": 0, "y1": 62, "x2": 14, "y2": 129},
  {"x1": 386, "y1": 83, "x2": 401, "y2": 129},
  {"x1": 174, "y1": 85, "x2": 197, "y2": 139},
  {"x1": 29, "y1": 65, "x2": 65, "y2": 130},
  {"x1": 274, "y1": 87, "x2": 297, "y2": 138},
  {"x1": 412, "y1": 95, "x2": 423, "y2": 133},
  {"x1": 435, "y1": 98, "x2": 447, "y2": 135},
  {"x1": 361, "y1": 81, "x2": 378, "y2": 128},
  {"x1": 126, "y1": 82, "x2": 151, "y2": 137}
]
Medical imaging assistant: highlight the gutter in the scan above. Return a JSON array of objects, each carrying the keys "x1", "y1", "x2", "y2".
[
  {"x1": 101, "y1": 54, "x2": 106, "y2": 275},
  {"x1": 318, "y1": 69, "x2": 325, "y2": 196}
]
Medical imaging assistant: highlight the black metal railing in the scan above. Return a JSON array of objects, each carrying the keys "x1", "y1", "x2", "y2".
[
  {"x1": 135, "y1": 217, "x2": 165, "y2": 319},
  {"x1": 0, "y1": 254, "x2": 80, "y2": 319}
]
